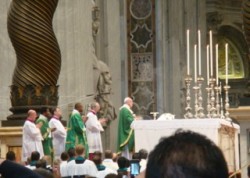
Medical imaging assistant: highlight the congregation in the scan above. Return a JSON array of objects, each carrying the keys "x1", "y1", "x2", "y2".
[{"x1": 0, "y1": 97, "x2": 236, "y2": 178}]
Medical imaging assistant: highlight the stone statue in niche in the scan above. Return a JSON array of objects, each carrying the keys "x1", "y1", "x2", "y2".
[{"x1": 93, "y1": 60, "x2": 117, "y2": 125}]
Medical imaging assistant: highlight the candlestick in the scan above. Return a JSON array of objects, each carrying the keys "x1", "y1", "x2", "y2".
[
  {"x1": 209, "y1": 30, "x2": 213, "y2": 77},
  {"x1": 184, "y1": 76, "x2": 193, "y2": 119},
  {"x1": 224, "y1": 85, "x2": 231, "y2": 121},
  {"x1": 194, "y1": 45, "x2": 197, "y2": 83},
  {"x1": 216, "y1": 44, "x2": 219, "y2": 85},
  {"x1": 187, "y1": 30, "x2": 190, "y2": 75},
  {"x1": 198, "y1": 30, "x2": 201, "y2": 75},
  {"x1": 207, "y1": 45, "x2": 210, "y2": 86},
  {"x1": 206, "y1": 86, "x2": 212, "y2": 118},
  {"x1": 197, "y1": 76, "x2": 205, "y2": 118},
  {"x1": 225, "y1": 43, "x2": 228, "y2": 85}
]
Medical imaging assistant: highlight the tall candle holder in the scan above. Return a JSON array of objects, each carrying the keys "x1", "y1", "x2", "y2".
[
  {"x1": 209, "y1": 77, "x2": 217, "y2": 118},
  {"x1": 193, "y1": 84, "x2": 199, "y2": 119},
  {"x1": 197, "y1": 76, "x2": 205, "y2": 118},
  {"x1": 184, "y1": 75, "x2": 193, "y2": 119},
  {"x1": 206, "y1": 86, "x2": 212, "y2": 118},
  {"x1": 220, "y1": 95, "x2": 225, "y2": 119},
  {"x1": 214, "y1": 85, "x2": 221, "y2": 118},
  {"x1": 224, "y1": 85, "x2": 231, "y2": 121}
]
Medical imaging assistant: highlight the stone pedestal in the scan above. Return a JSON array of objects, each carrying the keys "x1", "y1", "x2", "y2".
[
  {"x1": 229, "y1": 106, "x2": 250, "y2": 178},
  {"x1": 0, "y1": 127, "x2": 22, "y2": 162}
]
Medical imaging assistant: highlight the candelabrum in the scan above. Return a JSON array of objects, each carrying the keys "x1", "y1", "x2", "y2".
[
  {"x1": 224, "y1": 85, "x2": 231, "y2": 121},
  {"x1": 220, "y1": 95, "x2": 225, "y2": 119},
  {"x1": 193, "y1": 84, "x2": 199, "y2": 119},
  {"x1": 197, "y1": 76, "x2": 205, "y2": 118},
  {"x1": 214, "y1": 85, "x2": 221, "y2": 118},
  {"x1": 184, "y1": 75, "x2": 193, "y2": 119},
  {"x1": 206, "y1": 86, "x2": 212, "y2": 118},
  {"x1": 209, "y1": 77, "x2": 217, "y2": 118}
]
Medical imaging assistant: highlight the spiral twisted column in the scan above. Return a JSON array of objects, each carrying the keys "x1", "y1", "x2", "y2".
[
  {"x1": 243, "y1": 0, "x2": 250, "y2": 50},
  {"x1": 5, "y1": 0, "x2": 61, "y2": 125}
]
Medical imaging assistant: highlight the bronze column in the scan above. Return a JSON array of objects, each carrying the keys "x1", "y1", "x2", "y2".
[{"x1": 4, "y1": 0, "x2": 61, "y2": 126}]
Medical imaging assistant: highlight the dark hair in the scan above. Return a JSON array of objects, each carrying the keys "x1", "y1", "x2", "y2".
[
  {"x1": 104, "y1": 150, "x2": 113, "y2": 159},
  {"x1": 31, "y1": 151, "x2": 40, "y2": 161},
  {"x1": 146, "y1": 130, "x2": 229, "y2": 178},
  {"x1": 132, "y1": 152, "x2": 140, "y2": 160},
  {"x1": 74, "y1": 103, "x2": 82, "y2": 109},
  {"x1": 34, "y1": 168, "x2": 54, "y2": 178},
  {"x1": 93, "y1": 155, "x2": 102, "y2": 165},
  {"x1": 67, "y1": 147, "x2": 76, "y2": 158},
  {"x1": 36, "y1": 159, "x2": 47, "y2": 169},
  {"x1": 94, "y1": 151, "x2": 102, "y2": 157},
  {"x1": 105, "y1": 174, "x2": 118, "y2": 178},
  {"x1": 117, "y1": 156, "x2": 130, "y2": 169},
  {"x1": 60, "y1": 151, "x2": 69, "y2": 161},
  {"x1": 40, "y1": 107, "x2": 49, "y2": 114},
  {"x1": 139, "y1": 149, "x2": 148, "y2": 159},
  {"x1": 6, "y1": 151, "x2": 16, "y2": 161}
]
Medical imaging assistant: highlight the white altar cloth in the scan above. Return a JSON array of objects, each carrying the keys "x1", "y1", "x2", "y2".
[{"x1": 131, "y1": 119, "x2": 240, "y2": 171}]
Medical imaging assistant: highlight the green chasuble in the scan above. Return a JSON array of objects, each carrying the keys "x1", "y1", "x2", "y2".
[
  {"x1": 117, "y1": 105, "x2": 135, "y2": 153},
  {"x1": 36, "y1": 115, "x2": 53, "y2": 156},
  {"x1": 65, "y1": 109, "x2": 89, "y2": 157}
]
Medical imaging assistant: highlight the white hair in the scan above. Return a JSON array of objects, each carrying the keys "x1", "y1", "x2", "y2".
[{"x1": 124, "y1": 97, "x2": 132, "y2": 104}]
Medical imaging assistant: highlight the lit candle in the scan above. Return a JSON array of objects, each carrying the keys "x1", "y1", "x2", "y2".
[
  {"x1": 225, "y1": 43, "x2": 228, "y2": 85},
  {"x1": 187, "y1": 29, "x2": 190, "y2": 75},
  {"x1": 206, "y1": 45, "x2": 210, "y2": 85},
  {"x1": 216, "y1": 44, "x2": 219, "y2": 85},
  {"x1": 194, "y1": 44, "x2": 197, "y2": 83},
  {"x1": 198, "y1": 30, "x2": 201, "y2": 75},
  {"x1": 209, "y1": 30, "x2": 213, "y2": 77}
]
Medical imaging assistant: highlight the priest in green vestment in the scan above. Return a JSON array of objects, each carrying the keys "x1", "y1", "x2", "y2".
[
  {"x1": 65, "y1": 103, "x2": 89, "y2": 158},
  {"x1": 117, "y1": 97, "x2": 135, "y2": 158},
  {"x1": 36, "y1": 107, "x2": 53, "y2": 157}
]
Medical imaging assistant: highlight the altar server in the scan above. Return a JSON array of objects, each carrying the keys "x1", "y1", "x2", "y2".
[
  {"x1": 117, "y1": 97, "x2": 136, "y2": 159},
  {"x1": 86, "y1": 102, "x2": 106, "y2": 160},
  {"x1": 65, "y1": 103, "x2": 89, "y2": 157},
  {"x1": 22, "y1": 110, "x2": 44, "y2": 162},
  {"x1": 49, "y1": 107, "x2": 66, "y2": 159},
  {"x1": 66, "y1": 144, "x2": 98, "y2": 177}
]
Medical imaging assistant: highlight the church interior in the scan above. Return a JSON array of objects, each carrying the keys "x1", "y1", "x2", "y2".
[{"x1": 0, "y1": 0, "x2": 250, "y2": 177}]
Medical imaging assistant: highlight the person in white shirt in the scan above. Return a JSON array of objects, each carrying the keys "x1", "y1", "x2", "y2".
[
  {"x1": 66, "y1": 144, "x2": 98, "y2": 177},
  {"x1": 49, "y1": 107, "x2": 66, "y2": 159},
  {"x1": 92, "y1": 153, "x2": 117, "y2": 178},
  {"x1": 138, "y1": 149, "x2": 148, "y2": 172},
  {"x1": 25, "y1": 151, "x2": 40, "y2": 170},
  {"x1": 85, "y1": 102, "x2": 106, "y2": 160},
  {"x1": 59, "y1": 151, "x2": 69, "y2": 178},
  {"x1": 102, "y1": 150, "x2": 119, "y2": 172},
  {"x1": 22, "y1": 109, "x2": 44, "y2": 162}
]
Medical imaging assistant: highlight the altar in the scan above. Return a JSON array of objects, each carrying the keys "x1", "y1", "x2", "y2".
[{"x1": 132, "y1": 119, "x2": 240, "y2": 172}]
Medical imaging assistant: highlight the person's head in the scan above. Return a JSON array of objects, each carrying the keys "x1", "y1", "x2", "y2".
[
  {"x1": 51, "y1": 107, "x2": 62, "y2": 118},
  {"x1": 33, "y1": 168, "x2": 54, "y2": 178},
  {"x1": 94, "y1": 151, "x2": 102, "y2": 158},
  {"x1": 27, "y1": 109, "x2": 37, "y2": 121},
  {"x1": 31, "y1": 151, "x2": 40, "y2": 161},
  {"x1": 60, "y1": 151, "x2": 69, "y2": 161},
  {"x1": 146, "y1": 130, "x2": 229, "y2": 178},
  {"x1": 117, "y1": 156, "x2": 130, "y2": 169},
  {"x1": 40, "y1": 107, "x2": 52, "y2": 118},
  {"x1": 105, "y1": 174, "x2": 118, "y2": 178},
  {"x1": 6, "y1": 151, "x2": 16, "y2": 161},
  {"x1": 75, "y1": 102, "x2": 83, "y2": 113},
  {"x1": 132, "y1": 152, "x2": 140, "y2": 160},
  {"x1": 139, "y1": 149, "x2": 148, "y2": 160},
  {"x1": 75, "y1": 144, "x2": 85, "y2": 156},
  {"x1": 124, "y1": 97, "x2": 133, "y2": 108},
  {"x1": 90, "y1": 102, "x2": 100, "y2": 113},
  {"x1": 36, "y1": 159, "x2": 47, "y2": 169},
  {"x1": 104, "y1": 150, "x2": 113, "y2": 159},
  {"x1": 93, "y1": 154, "x2": 102, "y2": 166},
  {"x1": 67, "y1": 147, "x2": 76, "y2": 158}
]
